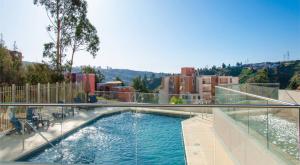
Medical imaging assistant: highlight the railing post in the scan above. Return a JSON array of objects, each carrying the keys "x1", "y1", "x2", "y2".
[
  {"x1": 56, "y1": 82, "x2": 59, "y2": 103},
  {"x1": 37, "y1": 83, "x2": 41, "y2": 103},
  {"x1": 47, "y1": 83, "x2": 50, "y2": 103},
  {"x1": 12, "y1": 84, "x2": 16, "y2": 103},
  {"x1": 26, "y1": 83, "x2": 29, "y2": 103},
  {"x1": 0, "y1": 86, "x2": 2, "y2": 103},
  {"x1": 298, "y1": 108, "x2": 300, "y2": 161},
  {"x1": 69, "y1": 81, "x2": 73, "y2": 103},
  {"x1": 63, "y1": 81, "x2": 66, "y2": 103},
  {"x1": 266, "y1": 101, "x2": 269, "y2": 149}
]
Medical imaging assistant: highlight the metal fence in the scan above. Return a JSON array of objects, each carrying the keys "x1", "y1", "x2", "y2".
[
  {"x1": 0, "y1": 82, "x2": 85, "y2": 132},
  {"x1": 94, "y1": 91, "x2": 205, "y2": 104},
  {"x1": 0, "y1": 82, "x2": 85, "y2": 104}
]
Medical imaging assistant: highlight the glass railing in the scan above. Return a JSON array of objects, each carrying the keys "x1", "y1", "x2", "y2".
[
  {"x1": 215, "y1": 86, "x2": 299, "y2": 164},
  {"x1": 219, "y1": 83, "x2": 279, "y2": 100},
  {"x1": 94, "y1": 91, "x2": 206, "y2": 104},
  {"x1": 0, "y1": 84, "x2": 299, "y2": 165},
  {"x1": 0, "y1": 103, "x2": 298, "y2": 164}
]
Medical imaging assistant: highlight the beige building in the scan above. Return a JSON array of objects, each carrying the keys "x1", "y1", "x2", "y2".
[{"x1": 160, "y1": 67, "x2": 239, "y2": 103}]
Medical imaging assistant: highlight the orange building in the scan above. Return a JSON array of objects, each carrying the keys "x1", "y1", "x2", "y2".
[
  {"x1": 97, "y1": 81, "x2": 135, "y2": 102},
  {"x1": 160, "y1": 67, "x2": 239, "y2": 103},
  {"x1": 180, "y1": 76, "x2": 195, "y2": 94},
  {"x1": 181, "y1": 67, "x2": 196, "y2": 76}
]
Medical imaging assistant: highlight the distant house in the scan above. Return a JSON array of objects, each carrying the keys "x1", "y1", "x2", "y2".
[
  {"x1": 97, "y1": 81, "x2": 135, "y2": 102},
  {"x1": 97, "y1": 81, "x2": 123, "y2": 91}
]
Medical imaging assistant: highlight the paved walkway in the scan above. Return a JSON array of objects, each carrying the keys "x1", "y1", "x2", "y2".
[
  {"x1": 182, "y1": 115, "x2": 234, "y2": 165},
  {"x1": 279, "y1": 90, "x2": 300, "y2": 104}
]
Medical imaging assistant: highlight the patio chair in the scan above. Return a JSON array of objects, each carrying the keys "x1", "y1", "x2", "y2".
[
  {"x1": 9, "y1": 116, "x2": 22, "y2": 134},
  {"x1": 9, "y1": 115, "x2": 33, "y2": 134},
  {"x1": 52, "y1": 101, "x2": 75, "y2": 119},
  {"x1": 88, "y1": 95, "x2": 98, "y2": 103}
]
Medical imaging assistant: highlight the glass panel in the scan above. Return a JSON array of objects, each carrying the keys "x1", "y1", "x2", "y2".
[
  {"x1": 215, "y1": 85, "x2": 300, "y2": 164},
  {"x1": 0, "y1": 105, "x2": 63, "y2": 164}
]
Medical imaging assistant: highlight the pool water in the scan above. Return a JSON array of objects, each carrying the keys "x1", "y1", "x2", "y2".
[{"x1": 26, "y1": 112, "x2": 186, "y2": 164}]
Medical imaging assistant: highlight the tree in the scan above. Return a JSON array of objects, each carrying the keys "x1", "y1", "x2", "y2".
[
  {"x1": 288, "y1": 72, "x2": 300, "y2": 89},
  {"x1": 81, "y1": 65, "x2": 105, "y2": 84},
  {"x1": 0, "y1": 47, "x2": 24, "y2": 85},
  {"x1": 96, "y1": 70, "x2": 105, "y2": 83},
  {"x1": 247, "y1": 69, "x2": 269, "y2": 83},
  {"x1": 132, "y1": 76, "x2": 149, "y2": 93},
  {"x1": 66, "y1": 15, "x2": 99, "y2": 74},
  {"x1": 33, "y1": 0, "x2": 100, "y2": 75},
  {"x1": 25, "y1": 63, "x2": 56, "y2": 84},
  {"x1": 115, "y1": 76, "x2": 124, "y2": 86},
  {"x1": 81, "y1": 65, "x2": 95, "y2": 74},
  {"x1": 239, "y1": 68, "x2": 254, "y2": 83},
  {"x1": 222, "y1": 63, "x2": 226, "y2": 69}
]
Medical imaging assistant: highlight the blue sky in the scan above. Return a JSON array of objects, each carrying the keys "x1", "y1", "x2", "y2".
[{"x1": 0, "y1": 0, "x2": 299, "y2": 73}]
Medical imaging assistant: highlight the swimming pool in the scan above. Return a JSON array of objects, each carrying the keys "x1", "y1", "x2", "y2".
[{"x1": 24, "y1": 111, "x2": 186, "y2": 164}]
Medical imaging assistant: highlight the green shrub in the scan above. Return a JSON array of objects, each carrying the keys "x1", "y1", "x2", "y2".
[{"x1": 169, "y1": 96, "x2": 184, "y2": 104}]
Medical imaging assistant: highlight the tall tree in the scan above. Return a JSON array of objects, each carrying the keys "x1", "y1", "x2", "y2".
[
  {"x1": 132, "y1": 76, "x2": 149, "y2": 93},
  {"x1": 33, "y1": 0, "x2": 99, "y2": 75},
  {"x1": 115, "y1": 76, "x2": 124, "y2": 86},
  {"x1": 66, "y1": 15, "x2": 99, "y2": 74},
  {"x1": 25, "y1": 63, "x2": 56, "y2": 84},
  {"x1": 0, "y1": 47, "x2": 24, "y2": 84}
]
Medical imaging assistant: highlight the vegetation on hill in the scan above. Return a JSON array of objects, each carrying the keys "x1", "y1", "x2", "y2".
[
  {"x1": 197, "y1": 61, "x2": 300, "y2": 89},
  {"x1": 131, "y1": 74, "x2": 162, "y2": 92}
]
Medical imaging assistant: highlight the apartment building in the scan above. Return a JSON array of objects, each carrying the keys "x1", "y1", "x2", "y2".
[
  {"x1": 179, "y1": 67, "x2": 196, "y2": 94},
  {"x1": 197, "y1": 75, "x2": 239, "y2": 102},
  {"x1": 160, "y1": 67, "x2": 239, "y2": 103}
]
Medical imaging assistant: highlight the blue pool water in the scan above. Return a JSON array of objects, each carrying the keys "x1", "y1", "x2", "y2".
[{"x1": 25, "y1": 111, "x2": 186, "y2": 164}]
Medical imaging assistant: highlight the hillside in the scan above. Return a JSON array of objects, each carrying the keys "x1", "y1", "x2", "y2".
[
  {"x1": 197, "y1": 60, "x2": 300, "y2": 89},
  {"x1": 72, "y1": 66, "x2": 166, "y2": 86}
]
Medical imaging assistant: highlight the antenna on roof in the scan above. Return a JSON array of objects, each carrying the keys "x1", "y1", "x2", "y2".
[{"x1": 13, "y1": 41, "x2": 18, "y2": 51}]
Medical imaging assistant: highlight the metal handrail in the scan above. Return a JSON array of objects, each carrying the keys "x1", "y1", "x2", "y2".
[
  {"x1": 24, "y1": 120, "x2": 55, "y2": 148},
  {"x1": 0, "y1": 103, "x2": 299, "y2": 108}
]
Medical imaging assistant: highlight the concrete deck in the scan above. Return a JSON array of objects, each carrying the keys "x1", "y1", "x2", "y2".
[
  {"x1": 182, "y1": 115, "x2": 235, "y2": 165},
  {"x1": 279, "y1": 90, "x2": 300, "y2": 104}
]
